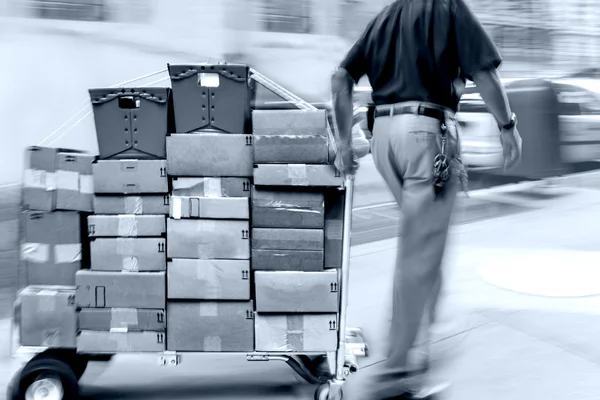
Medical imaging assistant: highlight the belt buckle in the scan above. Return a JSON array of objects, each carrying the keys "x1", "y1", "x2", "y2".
[{"x1": 417, "y1": 105, "x2": 426, "y2": 116}]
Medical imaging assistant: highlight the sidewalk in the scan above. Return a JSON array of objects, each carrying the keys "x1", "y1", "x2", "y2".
[
  {"x1": 343, "y1": 186, "x2": 600, "y2": 400},
  {"x1": 2, "y1": 186, "x2": 600, "y2": 399}
]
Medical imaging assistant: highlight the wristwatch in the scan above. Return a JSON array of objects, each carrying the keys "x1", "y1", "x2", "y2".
[{"x1": 499, "y1": 113, "x2": 517, "y2": 131}]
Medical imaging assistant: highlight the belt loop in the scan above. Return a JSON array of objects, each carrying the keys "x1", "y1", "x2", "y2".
[
  {"x1": 417, "y1": 105, "x2": 425, "y2": 115},
  {"x1": 389, "y1": 106, "x2": 394, "y2": 117}
]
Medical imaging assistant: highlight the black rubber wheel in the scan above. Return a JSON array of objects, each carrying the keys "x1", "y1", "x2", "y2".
[
  {"x1": 16, "y1": 357, "x2": 79, "y2": 400},
  {"x1": 314, "y1": 383, "x2": 343, "y2": 400}
]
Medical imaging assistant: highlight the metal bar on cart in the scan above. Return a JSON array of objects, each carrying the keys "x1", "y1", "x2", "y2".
[{"x1": 335, "y1": 175, "x2": 355, "y2": 384}]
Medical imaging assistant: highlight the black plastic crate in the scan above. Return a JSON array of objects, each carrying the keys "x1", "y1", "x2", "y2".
[
  {"x1": 168, "y1": 64, "x2": 251, "y2": 134},
  {"x1": 89, "y1": 87, "x2": 173, "y2": 160}
]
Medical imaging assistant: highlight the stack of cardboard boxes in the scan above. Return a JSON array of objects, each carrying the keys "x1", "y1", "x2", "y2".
[
  {"x1": 165, "y1": 64, "x2": 255, "y2": 352},
  {"x1": 15, "y1": 63, "x2": 349, "y2": 356},
  {"x1": 18, "y1": 146, "x2": 94, "y2": 347},
  {"x1": 251, "y1": 110, "x2": 344, "y2": 353},
  {"x1": 75, "y1": 87, "x2": 172, "y2": 353}
]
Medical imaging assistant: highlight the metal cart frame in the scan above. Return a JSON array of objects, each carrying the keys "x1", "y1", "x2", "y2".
[{"x1": 8, "y1": 66, "x2": 368, "y2": 400}]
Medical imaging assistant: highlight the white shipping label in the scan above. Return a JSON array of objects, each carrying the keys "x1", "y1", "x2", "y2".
[
  {"x1": 45, "y1": 172, "x2": 58, "y2": 191},
  {"x1": 199, "y1": 73, "x2": 220, "y2": 87},
  {"x1": 54, "y1": 244, "x2": 82, "y2": 264},
  {"x1": 21, "y1": 243, "x2": 50, "y2": 263}
]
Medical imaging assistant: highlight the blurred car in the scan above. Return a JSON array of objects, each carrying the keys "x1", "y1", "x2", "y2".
[{"x1": 351, "y1": 75, "x2": 600, "y2": 169}]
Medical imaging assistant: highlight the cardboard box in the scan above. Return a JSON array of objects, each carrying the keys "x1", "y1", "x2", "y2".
[
  {"x1": 76, "y1": 271, "x2": 166, "y2": 309},
  {"x1": 78, "y1": 308, "x2": 165, "y2": 332},
  {"x1": 251, "y1": 249, "x2": 323, "y2": 271},
  {"x1": 88, "y1": 215, "x2": 166, "y2": 238},
  {"x1": 171, "y1": 177, "x2": 251, "y2": 197},
  {"x1": 20, "y1": 211, "x2": 84, "y2": 286},
  {"x1": 166, "y1": 133, "x2": 253, "y2": 177},
  {"x1": 251, "y1": 188, "x2": 324, "y2": 229},
  {"x1": 170, "y1": 196, "x2": 249, "y2": 220},
  {"x1": 77, "y1": 331, "x2": 166, "y2": 353},
  {"x1": 55, "y1": 152, "x2": 95, "y2": 212},
  {"x1": 251, "y1": 228, "x2": 324, "y2": 251},
  {"x1": 22, "y1": 146, "x2": 92, "y2": 212},
  {"x1": 167, "y1": 301, "x2": 254, "y2": 352},
  {"x1": 167, "y1": 259, "x2": 250, "y2": 300},
  {"x1": 93, "y1": 159, "x2": 168, "y2": 194},
  {"x1": 252, "y1": 110, "x2": 327, "y2": 136},
  {"x1": 253, "y1": 164, "x2": 343, "y2": 187},
  {"x1": 94, "y1": 195, "x2": 170, "y2": 215},
  {"x1": 167, "y1": 219, "x2": 249, "y2": 259},
  {"x1": 324, "y1": 190, "x2": 345, "y2": 269},
  {"x1": 254, "y1": 270, "x2": 339, "y2": 313},
  {"x1": 18, "y1": 286, "x2": 77, "y2": 348},
  {"x1": 90, "y1": 238, "x2": 166, "y2": 272},
  {"x1": 255, "y1": 314, "x2": 338, "y2": 352},
  {"x1": 254, "y1": 135, "x2": 329, "y2": 164}
]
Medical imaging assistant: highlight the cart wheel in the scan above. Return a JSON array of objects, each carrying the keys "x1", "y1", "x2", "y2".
[
  {"x1": 314, "y1": 383, "x2": 343, "y2": 400},
  {"x1": 17, "y1": 358, "x2": 78, "y2": 400}
]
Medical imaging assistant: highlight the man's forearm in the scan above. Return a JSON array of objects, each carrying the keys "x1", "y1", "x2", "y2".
[
  {"x1": 472, "y1": 68, "x2": 512, "y2": 126},
  {"x1": 331, "y1": 68, "x2": 355, "y2": 147}
]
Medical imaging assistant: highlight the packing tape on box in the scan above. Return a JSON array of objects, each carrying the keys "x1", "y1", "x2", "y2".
[
  {"x1": 286, "y1": 315, "x2": 305, "y2": 351},
  {"x1": 197, "y1": 220, "x2": 216, "y2": 257},
  {"x1": 204, "y1": 178, "x2": 223, "y2": 197},
  {"x1": 110, "y1": 308, "x2": 139, "y2": 329},
  {"x1": 122, "y1": 256, "x2": 139, "y2": 271},
  {"x1": 110, "y1": 332, "x2": 135, "y2": 351},
  {"x1": 118, "y1": 215, "x2": 138, "y2": 237},
  {"x1": 124, "y1": 197, "x2": 144, "y2": 215},
  {"x1": 197, "y1": 261, "x2": 221, "y2": 298},
  {"x1": 198, "y1": 302, "x2": 219, "y2": 317},
  {"x1": 79, "y1": 174, "x2": 94, "y2": 194},
  {"x1": 325, "y1": 220, "x2": 344, "y2": 240},
  {"x1": 288, "y1": 164, "x2": 309, "y2": 186},
  {"x1": 20, "y1": 243, "x2": 50, "y2": 263},
  {"x1": 45, "y1": 172, "x2": 57, "y2": 191},
  {"x1": 23, "y1": 169, "x2": 46, "y2": 189},
  {"x1": 110, "y1": 327, "x2": 129, "y2": 333},
  {"x1": 171, "y1": 196, "x2": 183, "y2": 219},
  {"x1": 56, "y1": 170, "x2": 80, "y2": 191},
  {"x1": 204, "y1": 336, "x2": 222, "y2": 351},
  {"x1": 54, "y1": 243, "x2": 83, "y2": 263}
]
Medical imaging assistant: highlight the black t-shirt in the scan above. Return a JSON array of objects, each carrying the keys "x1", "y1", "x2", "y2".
[{"x1": 339, "y1": 0, "x2": 502, "y2": 112}]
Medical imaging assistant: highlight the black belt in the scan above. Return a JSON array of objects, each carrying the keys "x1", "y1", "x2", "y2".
[{"x1": 374, "y1": 104, "x2": 447, "y2": 122}]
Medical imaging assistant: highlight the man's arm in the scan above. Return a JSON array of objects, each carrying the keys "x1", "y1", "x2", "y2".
[
  {"x1": 331, "y1": 68, "x2": 355, "y2": 149},
  {"x1": 472, "y1": 68, "x2": 512, "y2": 126}
]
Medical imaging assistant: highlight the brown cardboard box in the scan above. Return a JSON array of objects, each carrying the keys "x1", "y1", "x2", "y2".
[
  {"x1": 76, "y1": 270, "x2": 166, "y2": 309},
  {"x1": 22, "y1": 146, "x2": 91, "y2": 212},
  {"x1": 166, "y1": 133, "x2": 253, "y2": 177},
  {"x1": 167, "y1": 301, "x2": 254, "y2": 352},
  {"x1": 55, "y1": 152, "x2": 95, "y2": 212},
  {"x1": 167, "y1": 259, "x2": 250, "y2": 300},
  {"x1": 254, "y1": 135, "x2": 329, "y2": 164},
  {"x1": 170, "y1": 196, "x2": 249, "y2": 220},
  {"x1": 252, "y1": 110, "x2": 327, "y2": 136},
  {"x1": 77, "y1": 331, "x2": 166, "y2": 353},
  {"x1": 251, "y1": 249, "x2": 323, "y2": 271},
  {"x1": 254, "y1": 270, "x2": 339, "y2": 313},
  {"x1": 167, "y1": 219, "x2": 250, "y2": 259},
  {"x1": 324, "y1": 190, "x2": 345, "y2": 269},
  {"x1": 93, "y1": 195, "x2": 170, "y2": 215},
  {"x1": 171, "y1": 177, "x2": 251, "y2": 197},
  {"x1": 253, "y1": 164, "x2": 343, "y2": 187},
  {"x1": 87, "y1": 215, "x2": 166, "y2": 238},
  {"x1": 251, "y1": 228, "x2": 324, "y2": 250},
  {"x1": 20, "y1": 211, "x2": 83, "y2": 286},
  {"x1": 90, "y1": 238, "x2": 166, "y2": 272},
  {"x1": 251, "y1": 188, "x2": 324, "y2": 229},
  {"x1": 78, "y1": 308, "x2": 165, "y2": 332},
  {"x1": 254, "y1": 314, "x2": 338, "y2": 352},
  {"x1": 18, "y1": 286, "x2": 77, "y2": 348},
  {"x1": 93, "y1": 159, "x2": 168, "y2": 194}
]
